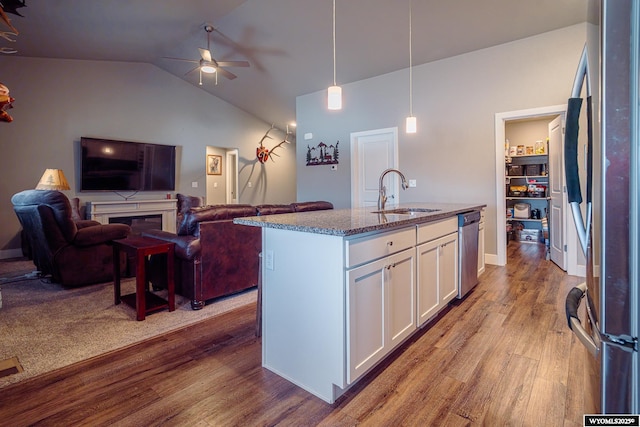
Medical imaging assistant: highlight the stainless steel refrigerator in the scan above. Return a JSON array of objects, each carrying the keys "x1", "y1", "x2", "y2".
[{"x1": 565, "y1": 0, "x2": 639, "y2": 415}]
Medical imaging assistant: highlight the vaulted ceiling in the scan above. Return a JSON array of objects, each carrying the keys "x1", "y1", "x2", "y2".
[{"x1": 1, "y1": 0, "x2": 587, "y2": 130}]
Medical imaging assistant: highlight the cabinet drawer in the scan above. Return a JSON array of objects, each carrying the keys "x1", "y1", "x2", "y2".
[
  {"x1": 346, "y1": 227, "x2": 416, "y2": 268},
  {"x1": 417, "y1": 217, "x2": 458, "y2": 244}
]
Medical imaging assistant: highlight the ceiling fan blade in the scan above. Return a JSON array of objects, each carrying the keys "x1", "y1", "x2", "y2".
[
  {"x1": 162, "y1": 57, "x2": 199, "y2": 64},
  {"x1": 185, "y1": 65, "x2": 200, "y2": 76},
  {"x1": 199, "y1": 48, "x2": 212, "y2": 62},
  {"x1": 217, "y1": 67, "x2": 237, "y2": 80},
  {"x1": 216, "y1": 61, "x2": 250, "y2": 68}
]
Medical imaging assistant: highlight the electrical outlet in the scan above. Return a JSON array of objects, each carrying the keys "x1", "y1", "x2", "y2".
[
  {"x1": 409, "y1": 179, "x2": 417, "y2": 188},
  {"x1": 265, "y1": 250, "x2": 274, "y2": 270},
  {"x1": 248, "y1": 181, "x2": 252, "y2": 188},
  {"x1": 191, "y1": 181, "x2": 198, "y2": 188}
]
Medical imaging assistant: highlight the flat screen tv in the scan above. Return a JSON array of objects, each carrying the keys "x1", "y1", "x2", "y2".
[{"x1": 80, "y1": 137, "x2": 176, "y2": 192}]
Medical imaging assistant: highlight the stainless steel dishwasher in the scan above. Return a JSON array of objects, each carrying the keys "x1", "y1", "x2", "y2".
[{"x1": 457, "y1": 210, "x2": 481, "y2": 298}]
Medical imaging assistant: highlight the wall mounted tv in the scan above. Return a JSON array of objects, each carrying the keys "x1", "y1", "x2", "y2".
[{"x1": 80, "y1": 137, "x2": 176, "y2": 192}]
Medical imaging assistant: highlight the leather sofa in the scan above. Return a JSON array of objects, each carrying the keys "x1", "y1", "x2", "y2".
[
  {"x1": 143, "y1": 199, "x2": 333, "y2": 309},
  {"x1": 11, "y1": 189, "x2": 131, "y2": 287}
]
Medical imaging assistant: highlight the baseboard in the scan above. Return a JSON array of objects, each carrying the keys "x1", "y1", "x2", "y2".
[
  {"x1": 0, "y1": 249, "x2": 24, "y2": 260},
  {"x1": 485, "y1": 253, "x2": 501, "y2": 266}
]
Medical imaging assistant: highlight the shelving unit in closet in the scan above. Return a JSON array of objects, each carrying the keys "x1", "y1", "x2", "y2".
[{"x1": 505, "y1": 140, "x2": 549, "y2": 247}]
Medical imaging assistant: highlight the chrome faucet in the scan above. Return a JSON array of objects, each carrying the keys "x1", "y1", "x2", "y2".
[{"x1": 378, "y1": 168, "x2": 409, "y2": 211}]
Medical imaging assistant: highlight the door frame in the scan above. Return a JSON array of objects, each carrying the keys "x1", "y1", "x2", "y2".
[{"x1": 494, "y1": 105, "x2": 580, "y2": 273}]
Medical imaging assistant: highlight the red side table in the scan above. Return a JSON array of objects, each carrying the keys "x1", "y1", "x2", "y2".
[{"x1": 113, "y1": 236, "x2": 175, "y2": 321}]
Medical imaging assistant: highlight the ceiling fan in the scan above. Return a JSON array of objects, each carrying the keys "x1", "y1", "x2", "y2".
[{"x1": 163, "y1": 25, "x2": 250, "y2": 84}]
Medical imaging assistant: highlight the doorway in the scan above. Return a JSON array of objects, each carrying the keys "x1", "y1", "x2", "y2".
[
  {"x1": 206, "y1": 146, "x2": 239, "y2": 205},
  {"x1": 495, "y1": 105, "x2": 582, "y2": 275},
  {"x1": 350, "y1": 127, "x2": 399, "y2": 208},
  {"x1": 225, "y1": 149, "x2": 238, "y2": 204}
]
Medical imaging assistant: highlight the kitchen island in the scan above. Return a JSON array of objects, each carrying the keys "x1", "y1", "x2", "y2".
[{"x1": 235, "y1": 202, "x2": 485, "y2": 403}]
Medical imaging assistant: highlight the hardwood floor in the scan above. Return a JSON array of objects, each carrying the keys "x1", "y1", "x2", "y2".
[{"x1": 0, "y1": 242, "x2": 591, "y2": 426}]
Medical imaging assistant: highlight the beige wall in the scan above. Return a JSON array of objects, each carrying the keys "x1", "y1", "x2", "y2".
[
  {"x1": 295, "y1": 24, "x2": 586, "y2": 261},
  {"x1": 0, "y1": 57, "x2": 296, "y2": 257}
]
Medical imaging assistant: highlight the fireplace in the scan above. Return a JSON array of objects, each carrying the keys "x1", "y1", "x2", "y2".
[{"x1": 87, "y1": 199, "x2": 177, "y2": 233}]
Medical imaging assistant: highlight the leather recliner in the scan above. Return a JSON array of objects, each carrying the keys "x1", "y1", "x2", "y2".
[{"x1": 11, "y1": 189, "x2": 131, "y2": 287}]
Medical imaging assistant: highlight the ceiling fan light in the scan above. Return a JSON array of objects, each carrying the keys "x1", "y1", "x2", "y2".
[
  {"x1": 328, "y1": 85, "x2": 342, "y2": 110},
  {"x1": 406, "y1": 116, "x2": 417, "y2": 133},
  {"x1": 201, "y1": 64, "x2": 216, "y2": 74}
]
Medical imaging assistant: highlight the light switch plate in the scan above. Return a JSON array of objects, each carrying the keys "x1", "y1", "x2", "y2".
[{"x1": 265, "y1": 250, "x2": 274, "y2": 270}]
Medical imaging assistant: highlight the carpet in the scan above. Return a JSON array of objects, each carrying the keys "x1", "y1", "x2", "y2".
[{"x1": 0, "y1": 258, "x2": 257, "y2": 388}]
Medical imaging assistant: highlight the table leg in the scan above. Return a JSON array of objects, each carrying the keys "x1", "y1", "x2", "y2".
[
  {"x1": 113, "y1": 245, "x2": 121, "y2": 305},
  {"x1": 167, "y1": 246, "x2": 175, "y2": 312},
  {"x1": 136, "y1": 250, "x2": 146, "y2": 321}
]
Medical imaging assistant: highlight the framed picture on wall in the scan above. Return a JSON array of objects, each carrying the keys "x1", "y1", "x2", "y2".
[{"x1": 207, "y1": 154, "x2": 222, "y2": 175}]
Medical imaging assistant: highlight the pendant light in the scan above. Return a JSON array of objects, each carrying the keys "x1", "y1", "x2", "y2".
[
  {"x1": 405, "y1": 0, "x2": 417, "y2": 133},
  {"x1": 327, "y1": 0, "x2": 342, "y2": 110}
]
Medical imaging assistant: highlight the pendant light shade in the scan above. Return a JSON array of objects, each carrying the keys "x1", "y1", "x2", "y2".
[
  {"x1": 406, "y1": 116, "x2": 417, "y2": 133},
  {"x1": 328, "y1": 85, "x2": 342, "y2": 110},
  {"x1": 405, "y1": 0, "x2": 416, "y2": 133},
  {"x1": 328, "y1": 0, "x2": 342, "y2": 110}
]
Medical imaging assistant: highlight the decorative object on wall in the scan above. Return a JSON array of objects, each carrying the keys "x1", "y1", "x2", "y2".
[
  {"x1": 405, "y1": 0, "x2": 416, "y2": 134},
  {"x1": 0, "y1": 30, "x2": 17, "y2": 54},
  {"x1": 0, "y1": 0, "x2": 26, "y2": 43},
  {"x1": 327, "y1": 0, "x2": 342, "y2": 110},
  {"x1": 207, "y1": 154, "x2": 222, "y2": 175},
  {"x1": 0, "y1": 82, "x2": 14, "y2": 122},
  {"x1": 35, "y1": 169, "x2": 70, "y2": 190},
  {"x1": 306, "y1": 141, "x2": 339, "y2": 166},
  {"x1": 162, "y1": 24, "x2": 250, "y2": 85},
  {"x1": 256, "y1": 124, "x2": 292, "y2": 163}
]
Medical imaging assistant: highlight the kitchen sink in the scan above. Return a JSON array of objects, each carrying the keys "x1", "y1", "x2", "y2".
[{"x1": 372, "y1": 208, "x2": 441, "y2": 215}]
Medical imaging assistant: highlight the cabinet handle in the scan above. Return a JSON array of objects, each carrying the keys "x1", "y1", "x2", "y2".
[
  {"x1": 387, "y1": 241, "x2": 393, "y2": 246},
  {"x1": 385, "y1": 263, "x2": 397, "y2": 270}
]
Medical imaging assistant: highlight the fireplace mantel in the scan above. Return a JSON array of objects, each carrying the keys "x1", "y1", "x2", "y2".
[{"x1": 87, "y1": 199, "x2": 177, "y2": 233}]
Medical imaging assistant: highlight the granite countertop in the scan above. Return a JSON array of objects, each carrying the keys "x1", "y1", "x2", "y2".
[{"x1": 234, "y1": 202, "x2": 486, "y2": 236}]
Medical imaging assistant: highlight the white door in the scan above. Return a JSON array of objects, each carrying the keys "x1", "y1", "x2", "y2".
[
  {"x1": 548, "y1": 115, "x2": 566, "y2": 270},
  {"x1": 350, "y1": 128, "x2": 398, "y2": 207}
]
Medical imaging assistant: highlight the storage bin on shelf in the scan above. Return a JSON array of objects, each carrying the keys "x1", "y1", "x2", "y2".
[{"x1": 518, "y1": 229, "x2": 540, "y2": 243}]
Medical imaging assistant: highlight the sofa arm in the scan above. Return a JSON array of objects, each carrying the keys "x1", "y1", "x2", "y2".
[
  {"x1": 73, "y1": 223, "x2": 130, "y2": 247},
  {"x1": 142, "y1": 229, "x2": 201, "y2": 261},
  {"x1": 75, "y1": 219, "x2": 102, "y2": 229}
]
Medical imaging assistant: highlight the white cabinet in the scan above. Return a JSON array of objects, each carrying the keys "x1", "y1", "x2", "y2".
[
  {"x1": 259, "y1": 215, "x2": 463, "y2": 403},
  {"x1": 345, "y1": 227, "x2": 416, "y2": 384},
  {"x1": 416, "y1": 218, "x2": 458, "y2": 326},
  {"x1": 346, "y1": 247, "x2": 415, "y2": 384},
  {"x1": 478, "y1": 208, "x2": 485, "y2": 276}
]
